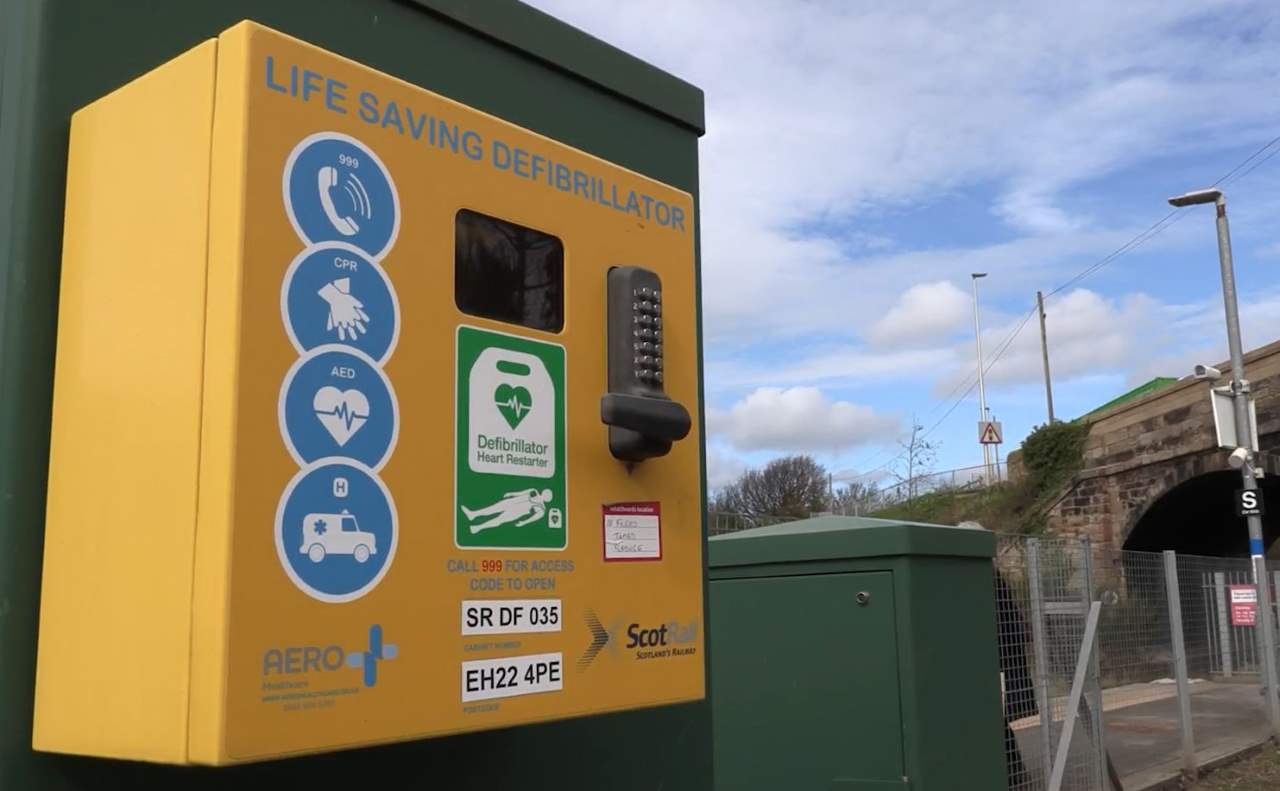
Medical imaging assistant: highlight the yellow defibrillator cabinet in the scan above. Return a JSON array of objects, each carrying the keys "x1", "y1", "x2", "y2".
[{"x1": 33, "y1": 21, "x2": 703, "y2": 765}]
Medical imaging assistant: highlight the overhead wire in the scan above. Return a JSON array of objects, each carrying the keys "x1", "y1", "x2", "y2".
[
  {"x1": 838, "y1": 304, "x2": 1037, "y2": 483},
  {"x1": 1221, "y1": 144, "x2": 1280, "y2": 188},
  {"x1": 1214, "y1": 132, "x2": 1280, "y2": 186},
  {"x1": 838, "y1": 132, "x2": 1280, "y2": 485}
]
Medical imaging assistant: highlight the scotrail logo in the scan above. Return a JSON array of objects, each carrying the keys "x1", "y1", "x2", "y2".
[
  {"x1": 346, "y1": 624, "x2": 398, "y2": 687},
  {"x1": 577, "y1": 610, "x2": 698, "y2": 670},
  {"x1": 262, "y1": 624, "x2": 397, "y2": 688}
]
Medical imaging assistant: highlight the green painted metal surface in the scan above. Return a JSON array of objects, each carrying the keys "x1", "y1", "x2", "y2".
[
  {"x1": 711, "y1": 572, "x2": 904, "y2": 789},
  {"x1": 405, "y1": 0, "x2": 705, "y2": 132},
  {"x1": 710, "y1": 515, "x2": 997, "y2": 565},
  {"x1": 709, "y1": 518, "x2": 1006, "y2": 790},
  {"x1": 0, "y1": 1, "x2": 707, "y2": 787}
]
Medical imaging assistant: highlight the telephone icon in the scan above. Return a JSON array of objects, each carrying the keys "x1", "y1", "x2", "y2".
[{"x1": 318, "y1": 165, "x2": 372, "y2": 237}]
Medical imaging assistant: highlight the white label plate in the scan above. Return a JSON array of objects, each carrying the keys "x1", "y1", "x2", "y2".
[
  {"x1": 461, "y1": 598, "x2": 562, "y2": 635},
  {"x1": 461, "y1": 652, "x2": 564, "y2": 702}
]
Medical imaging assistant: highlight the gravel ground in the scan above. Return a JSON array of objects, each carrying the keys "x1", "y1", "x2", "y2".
[{"x1": 1189, "y1": 747, "x2": 1280, "y2": 790}]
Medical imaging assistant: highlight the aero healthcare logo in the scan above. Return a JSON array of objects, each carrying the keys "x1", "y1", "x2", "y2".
[
  {"x1": 347, "y1": 624, "x2": 399, "y2": 687},
  {"x1": 262, "y1": 624, "x2": 398, "y2": 689}
]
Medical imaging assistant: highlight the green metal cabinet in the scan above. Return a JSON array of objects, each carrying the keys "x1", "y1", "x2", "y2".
[{"x1": 709, "y1": 517, "x2": 1007, "y2": 791}]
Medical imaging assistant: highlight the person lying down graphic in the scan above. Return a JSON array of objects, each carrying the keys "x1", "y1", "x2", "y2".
[{"x1": 462, "y1": 489, "x2": 553, "y2": 533}]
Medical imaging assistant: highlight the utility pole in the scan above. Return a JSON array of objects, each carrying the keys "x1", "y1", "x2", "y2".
[
  {"x1": 1169, "y1": 186, "x2": 1280, "y2": 738},
  {"x1": 1037, "y1": 290, "x2": 1055, "y2": 423},
  {"x1": 971, "y1": 273, "x2": 992, "y2": 481}
]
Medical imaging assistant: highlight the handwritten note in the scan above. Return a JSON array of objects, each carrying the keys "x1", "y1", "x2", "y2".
[{"x1": 603, "y1": 502, "x2": 661, "y2": 561}]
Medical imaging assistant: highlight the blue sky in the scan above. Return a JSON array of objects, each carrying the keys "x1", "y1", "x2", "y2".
[{"x1": 527, "y1": 0, "x2": 1280, "y2": 490}]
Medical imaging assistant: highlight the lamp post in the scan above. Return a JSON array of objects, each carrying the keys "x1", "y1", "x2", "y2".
[
  {"x1": 1168, "y1": 186, "x2": 1280, "y2": 736},
  {"x1": 971, "y1": 273, "x2": 993, "y2": 481}
]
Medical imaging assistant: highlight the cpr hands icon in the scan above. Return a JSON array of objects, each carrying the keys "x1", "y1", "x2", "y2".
[{"x1": 318, "y1": 278, "x2": 371, "y2": 341}]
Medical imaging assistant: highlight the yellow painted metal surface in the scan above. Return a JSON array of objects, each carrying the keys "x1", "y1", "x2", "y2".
[
  {"x1": 33, "y1": 39, "x2": 219, "y2": 763},
  {"x1": 34, "y1": 21, "x2": 703, "y2": 765}
]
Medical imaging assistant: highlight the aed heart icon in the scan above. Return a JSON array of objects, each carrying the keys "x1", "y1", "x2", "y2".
[
  {"x1": 313, "y1": 386, "x2": 371, "y2": 446},
  {"x1": 494, "y1": 384, "x2": 533, "y2": 429}
]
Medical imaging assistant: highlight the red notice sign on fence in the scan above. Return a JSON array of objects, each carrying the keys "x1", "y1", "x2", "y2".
[{"x1": 1230, "y1": 584, "x2": 1258, "y2": 626}]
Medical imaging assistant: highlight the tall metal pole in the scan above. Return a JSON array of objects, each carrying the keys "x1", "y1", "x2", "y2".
[
  {"x1": 1212, "y1": 194, "x2": 1280, "y2": 737},
  {"x1": 972, "y1": 273, "x2": 991, "y2": 479},
  {"x1": 1038, "y1": 290, "x2": 1055, "y2": 423},
  {"x1": 992, "y1": 413, "x2": 1003, "y2": 481}
]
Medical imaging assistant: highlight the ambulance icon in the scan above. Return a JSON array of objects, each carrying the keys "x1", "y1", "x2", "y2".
[{"x1": 301, "y1": 509, "x2": 377, "y2": 564}]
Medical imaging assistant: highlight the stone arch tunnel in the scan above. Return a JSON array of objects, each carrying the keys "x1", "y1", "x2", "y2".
[
  {"x1": 1037, "y1": 339, "x2": 1280, "y2": 557},
  {"x1": 1123, "y1": 470, "x2": 1280, "y2": 556}
]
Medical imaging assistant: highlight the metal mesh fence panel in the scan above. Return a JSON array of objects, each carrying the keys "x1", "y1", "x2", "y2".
[
  {"x1": 1177, "y1": 553, "x2": 1270, "y2": 774},
  {"x1": 995, "y1": 536, "x2": 1105, "y2": 790},
  {"x1": 995, "y1": 543, "x2": 1041, "y2": 790},
  {"x1": 1266, "y1": 561, "x2": 1280, "y2": 707},
  {"x1": 1198, "y1": 564, "x2": 1262, "y2": 676},
  {"x1": 1090, "y1": 549, "x2": 1174, "y2": 712},
  {"x1": 997, "y1": 536, "x2": 1275, "y2": 790}
]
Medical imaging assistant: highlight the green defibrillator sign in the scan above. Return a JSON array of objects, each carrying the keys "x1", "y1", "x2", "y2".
[{"x1": 455, "y1": 326, "x2": 567, "y2": 549}]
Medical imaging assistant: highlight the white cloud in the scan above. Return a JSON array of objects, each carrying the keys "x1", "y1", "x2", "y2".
[
  {"x1": 707, "y1": 345, "x2": 954, "y2": 392},
  {"x1": 527, "y1": 0, "x2": 1280, "y2": 344},
  {"x1": 706, "y1": 286, "x2": 1169, "y2": 395},
  {"x1": 869, "y1": 281, "x2": 972, "y2": 348},
  {"x1": 1127, "y1": 287, "x2": 1280, "y2": 385},
  {"x1": 705, "y1": 445, "x2": 747, "y2": 491},
  {"x1": 708, "y1": 386, "x2": 899, "y2": 452},
  {"x1": 996, "y1": 289, "x2": 1162, "y2": 384},
  {"x1": 524, "y1": 1, "x2": 1280, "y2": 470},
  {"x1": 927, "y1": 288, "x2": 1164, "y2": 395}
]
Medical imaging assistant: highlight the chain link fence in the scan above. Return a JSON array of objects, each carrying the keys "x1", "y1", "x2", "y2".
[{"x1": 996, "y1": 535, "x2": 1275, "y2": 791}]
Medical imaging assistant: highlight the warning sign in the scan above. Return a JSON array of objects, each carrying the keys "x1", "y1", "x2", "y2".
[
  {"x1": 979, "y1": 420, "x2": 1003, "y2": 445},
  {"x1": 1230, "y1": 585, "x2": 1258, "y2": 627}
]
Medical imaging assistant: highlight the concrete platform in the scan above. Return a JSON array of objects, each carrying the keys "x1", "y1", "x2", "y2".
[{"x1": 1011, "y1": 681, "x2": 1270, "y2": 790}]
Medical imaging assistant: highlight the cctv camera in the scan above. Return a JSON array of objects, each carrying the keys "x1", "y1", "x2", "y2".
[
  {"x1": 1194, "y1": 364, "x2": 1223, "y2": 381},
  {"x1": 1229, "y1": 447, "x2": 1250, "y2": 469}
]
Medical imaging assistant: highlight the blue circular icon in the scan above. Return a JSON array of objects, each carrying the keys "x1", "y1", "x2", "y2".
[
  {"x1": 279, "y1": 345, "x2": 398, "y2": 471},
  {"x1": 283, "y1": 132, "x2": 399, "y2": 260},
  {"x1": 276, "y1": 459, "x2": 398, "y2": 603},
  {"x1": 282, "y1": 243, "x2": 400, "y2": 364}
]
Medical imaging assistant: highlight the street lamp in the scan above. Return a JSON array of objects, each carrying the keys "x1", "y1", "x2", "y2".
[
  {"x1": 970, "y1": 273, "x2": 992, "y2": 481},
  {"x1": 1167, "y1": 188, "x2": 1223, "y2": 208},
  {"x1": 1169, "y1": 186, "x2": 1280, "y2": 736}
]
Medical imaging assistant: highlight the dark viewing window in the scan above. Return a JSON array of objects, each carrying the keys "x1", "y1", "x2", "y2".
[{"x1": 455, "y1": 209, "x2": 564, "y2": 332}]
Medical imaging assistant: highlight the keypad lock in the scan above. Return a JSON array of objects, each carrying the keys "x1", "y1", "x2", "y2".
[{"x1": 601, "y1": 266, "x2": 691, "y2": 462}]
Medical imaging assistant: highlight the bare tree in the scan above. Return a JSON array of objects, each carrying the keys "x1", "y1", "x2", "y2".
[
  {"x1": 713, "y1": 455, "x2": 830, "y2": 520},
  {"x1": 829, "y1": 481, "x2": 883, "y2": 516},
  {"x1": 894, "y1": 417, "x2": 938, "y2": 499}
]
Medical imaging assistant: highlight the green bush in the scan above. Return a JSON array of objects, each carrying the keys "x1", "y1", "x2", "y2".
[{"x1": 1021, "y1": 420, "x2": 1089, "y2": 492}]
